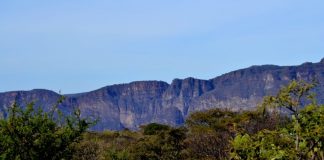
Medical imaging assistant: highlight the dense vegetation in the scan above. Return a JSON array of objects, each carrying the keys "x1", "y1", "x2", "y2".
[
  {"x1": 1, "y1": 80, "x2": 323, "y2": 159},
  {"x1": 0, "y1": 97, "x2": 94, "y2": 160}
]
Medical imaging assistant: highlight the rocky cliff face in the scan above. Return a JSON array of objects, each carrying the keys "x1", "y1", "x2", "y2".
[{"x1": 1, "y1": 59, "x2": 324, "y2": 130}]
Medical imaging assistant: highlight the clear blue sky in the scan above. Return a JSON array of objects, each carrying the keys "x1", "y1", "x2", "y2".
[{"x1": 1, "y1": 0, "x2": 323, "y2": 93}]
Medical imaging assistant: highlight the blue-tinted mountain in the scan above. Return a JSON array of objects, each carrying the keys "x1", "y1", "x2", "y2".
[{"x1": 1, "y1": 59, "x2": 324, "y2": 130}]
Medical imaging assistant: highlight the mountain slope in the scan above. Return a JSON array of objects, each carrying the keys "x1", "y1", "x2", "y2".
[{"x1": 1, "y1": 59, "x2": 324, "y2": 130}]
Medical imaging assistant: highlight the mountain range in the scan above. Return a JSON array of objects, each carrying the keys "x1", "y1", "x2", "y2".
[{"x1": 1, "y1": 58, "x2": 324, "y2": 130}]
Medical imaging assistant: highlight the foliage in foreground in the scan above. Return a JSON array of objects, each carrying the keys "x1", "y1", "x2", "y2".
[
  {"x1": 231, "y1": 80, "x2": 324, "y2": 159},
  {"x1": 0, "y1": 97, "x2": 93, "y2": 160}
]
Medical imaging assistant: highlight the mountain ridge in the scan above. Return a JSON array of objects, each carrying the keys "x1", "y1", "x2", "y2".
[{"x1": 1, "y1": 59, "x2": 324, "y2": 130}]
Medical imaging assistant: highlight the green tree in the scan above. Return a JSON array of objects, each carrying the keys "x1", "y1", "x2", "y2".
[
  {"x1": 142, "y1": 123, "x2": 170, "y2": 135},
  {"x1": 184, "y1": 109, "x2": 237, "y2": 159},
  {"x1": 129, "y1": 124, "x2": 187, "y2": 160},
  {"x1": 184, "y1": 107, "x2": 280, "y2": 159},
  {"x1": 231, "y1": 80, "x2": 324, "y2": 159},
  {"x1": 0, "y1": 97, "x2": 93, "y2": 160}
]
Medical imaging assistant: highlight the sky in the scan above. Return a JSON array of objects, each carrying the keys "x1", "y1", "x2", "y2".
[{"x1": 0, "y1": 0, "x2": 324, "y2": 94}]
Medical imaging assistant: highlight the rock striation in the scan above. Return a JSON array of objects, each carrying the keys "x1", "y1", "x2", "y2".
[{"x1": 1, "y1": 59, "x2": 324, "y2": 130}]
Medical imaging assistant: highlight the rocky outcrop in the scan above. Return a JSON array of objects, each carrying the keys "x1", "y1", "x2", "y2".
[
  {"x1": 0, "y1": 89, "x2": 62, "y2": 118},
  {"x1": 1, "y1": 59, "x2": 324, "y2": 130}
]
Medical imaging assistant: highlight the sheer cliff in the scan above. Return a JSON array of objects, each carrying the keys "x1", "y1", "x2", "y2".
[{"x1": 1, "y1": 59, "x2": 324, "y2": 130}]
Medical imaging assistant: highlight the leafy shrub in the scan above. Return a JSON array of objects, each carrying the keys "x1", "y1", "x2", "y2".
[
  {"x1": 142, "y1": 123, "x2": 170, "y2": 135},
  {"x1": 0, "y1": 97, "x2": 93, "y2": 160}
]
